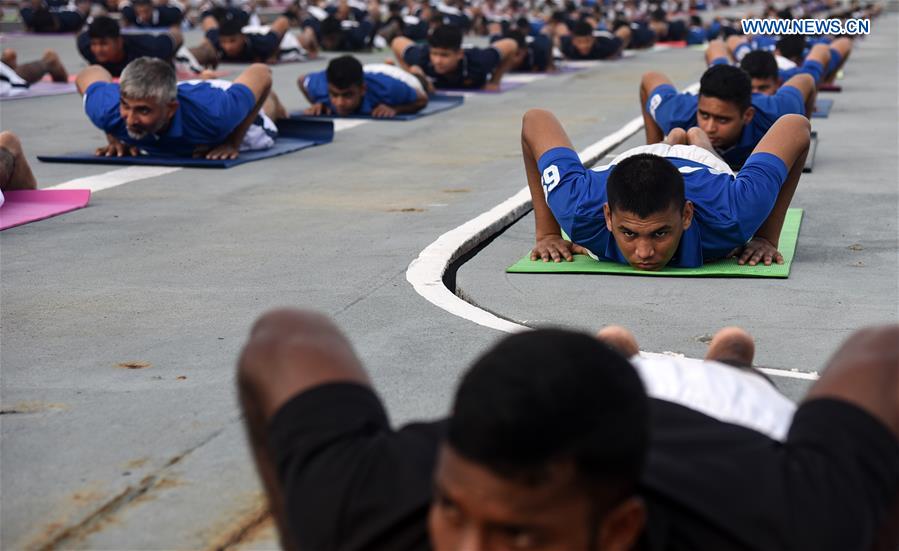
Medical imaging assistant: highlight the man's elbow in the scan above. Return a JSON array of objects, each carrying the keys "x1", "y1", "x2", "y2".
[{"x1": 521, "y1": 108, "x2": 554, "y2": 140}]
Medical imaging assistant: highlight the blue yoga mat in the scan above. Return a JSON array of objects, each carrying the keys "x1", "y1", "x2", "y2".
[
  {"x1": 290, "y1": 94, "x2": 464, "y2": 122},
  {"x1": 37, "y1": 119, "x2": 334, "y2": 169},
  {"x1": 812, "y1": 98, "x2": 833, "y2": 118}
]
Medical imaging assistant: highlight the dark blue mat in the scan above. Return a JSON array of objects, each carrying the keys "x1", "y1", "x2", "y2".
[
  {"x1": 37, "y1": 119, "x2": 334, "y2": 168},
  {"x1": 290, "y1": 94, "x2": 464, "y2": 121},
  {"x1": 812, "y1": 98, "x2": 833, "y2": 118}
]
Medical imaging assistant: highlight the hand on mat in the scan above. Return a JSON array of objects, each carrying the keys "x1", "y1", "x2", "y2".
[
  {"x1": 304, "y1": 103, "x2": 331, "y2": 116},
  {"x1": 729, "y1": 236, "x2": 783, "y2": 266},
  {"x1": 483, "y1": 82, "x2": 500, "y2": 91},
  {"x1": 530, "y1": 235, "x2": 588, "y2": 263},
  {"x1": 204, "y1": 142, "x2": 240, "y2": 160},
  {"x1": 371, "y1": 104, "x2": 397, "y2": 118},
  {"x1": 96, "y1": 135, "x2": 139, "y2": 157}
]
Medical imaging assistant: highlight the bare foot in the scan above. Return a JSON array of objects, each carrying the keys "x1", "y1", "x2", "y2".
[
  {"x1": 596, "y1": 325, "x2": 640, "y2": 357},
  {"x1": 705, "y1": 326, "x2": 755, "y2": 367},
  {"x1": 42, "y1": 49, "x2": 68, "y2": 82},
  {"x1": 2, "y1": 48, "x2": 17, "y2": 69}
]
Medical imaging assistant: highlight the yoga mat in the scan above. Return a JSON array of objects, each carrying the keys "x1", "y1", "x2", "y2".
[
  {"x1": 507, "y1": 209, "x2": 803, "y2": 278},
  {"x1": 803, "y1": 131, "x2": 818, "y2": 173},
  {"x1": 439, "y1": 81, "x2": 527, "y2": 94},
  {"x1": 1, "y1": 81, "x2": 77, "y2": 101},
  {"x1": 655, "y1": 40, "x2": 688, "y2": 48},
  {"x1": 0, "y1": 189, "x2": 91, "y2": 230},
  {"x1": 288, "y1": 94, "x2": 463, "y2": 121},
  {"x1": 818, "y1": 83, "x2": 841, "y2": 92},
  {"x1": 37, "y1": 119, "x2": 334, "y2": 169},
  {"x1": 812, "y1": 98, "x2": 833, "y2": 118}
]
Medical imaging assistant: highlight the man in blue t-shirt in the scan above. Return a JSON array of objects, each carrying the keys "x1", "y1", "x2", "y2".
[
  {"x1": 391, "y1": 25, "x2": 518, "y2": 90},
  {"x1": 522, "y1": 108, "x2": 810, "y2": 270},
  {"x1": 200, "y1": 14, "x2": 318, "y2": 64},
  {"x1": 299, "y1": 56, "x2": 428, "y2": 118},
  {"x1": 639, "y1": 64, "x2": 815, "y2": 169},
  {"x1": 76, "y1": 57, "x2": 283, "y2": 160},
  {"x1": 77, "y1": 16, "x2": 182, "y2": 77}
]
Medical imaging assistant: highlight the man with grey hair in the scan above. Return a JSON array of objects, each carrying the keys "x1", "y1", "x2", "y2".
[{"x1": 76, "y1": 57, "x2": 285, "y2": 160}]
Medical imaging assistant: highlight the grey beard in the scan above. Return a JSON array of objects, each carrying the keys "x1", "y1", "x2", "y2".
[{"x1": 126, "y1": 127, "x2": 148, "y2": 140}]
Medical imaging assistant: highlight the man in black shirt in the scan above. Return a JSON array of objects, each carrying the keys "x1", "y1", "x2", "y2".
[
  {"x1": 238, "y1": 310, "x2": 899, "y2": 550},
  {"x1": 76, "y1": 16, "x2": 182, "y2": 77}
]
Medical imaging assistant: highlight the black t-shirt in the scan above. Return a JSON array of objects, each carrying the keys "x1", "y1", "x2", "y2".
[
  {"x1": 402, "y1": 45, "x2": 502, "y2": 89},
  {"x1": 77, "y1": 32, "x2": 176, "y2": 76},
  {"x1": 560, "y1": 33, "x2": 623, "y2": 60},
  {"x1": 269, "y1": 384, "x2": 899, "y2": 551}
]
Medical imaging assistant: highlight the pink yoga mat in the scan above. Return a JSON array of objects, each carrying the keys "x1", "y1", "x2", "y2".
[
  {"x1": 0, "y1": 81, "x2": 77, "y2": 100},
  {"x1": 0, "y1": 189, "x2": 91, "y2": 230}
]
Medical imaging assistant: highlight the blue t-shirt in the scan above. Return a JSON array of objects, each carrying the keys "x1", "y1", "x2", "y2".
[
  {"x1": 77, "y1": 31, "x2": 176, "y2": 76},
  {"x1": 733, "y1": 35, "x2": 778, "y2": 60},
  {"x1": 779, "y1": 59, "x2": 825, "y2": 84},
  {"x1": 84, "y1": 80, "x2": 256, "y2": 157},
  {"x1": 403, "y1": 45, "x2": 501, "y2": 89},
  {"x1": 646, "y1": 83, "x2": 805, "y2": 168},
  {"x1": 303, "y1": 68, "x2": 419, "y2": 114},
  {"x1": 206, "y1": 28, "x2": 281, "y2": 62},
  {"x1": 538, "y1": 147, "x2": 788, "y2": 267}
]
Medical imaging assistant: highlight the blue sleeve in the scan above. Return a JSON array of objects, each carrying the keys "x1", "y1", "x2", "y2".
[
  {"x1": 537, "y1": 147, "x2": 606, "y2": 247},
  {"x1": 215, "y1": 83, "x2": 257, "y2": 136},
  {"x1": 378, "y1": 75, "x2": 419, "y2": 105},
  {"x1": 646, "y1": 84, "x2": 697, "y2": 133},
  {"x1": 731, "y1": 152, "x2": 788, "y2": 240},
  {"x1": 303, "y1": 71, "x2": 330, "y2": 103},
  {"x1": 798, "y1": 59, "x2": 824, "y2": 84},
  {"x1": 733, "y1": 42, "x2": 752, "y2": 61},
  {"x1": 84, "y1": 81, "x2": 121, "y2": 132},
  {"x1": 827, "y1": 48, "x2": 842, "y2": 75},
  {"x1": 709, "y1": 56, "x2": 731, "y2": 67},
  {"x1": 403, "y1": 44, "x2": 428, "y2": 67},
  {"x1": 772, "y1": 85, "x2": 806, "y2": 116}
]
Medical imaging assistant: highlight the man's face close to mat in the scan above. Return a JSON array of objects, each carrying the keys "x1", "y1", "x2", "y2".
[
  {"x1": 571, "y1": 35, "x2": 596, "y2": 57},
  {"x1": 603, "y1": 202, "x2": 693, "y2": 271},
  {"x1": 750, "y1": 77, "x2": 779, "y2": 95},
  {"x1": 134, "y1": 3, "x2": 153, "y2": 23},
  {"x1": 696, "y1": 95, "x2": 753, "y2": 149},
  {"x1": 429, "y1": 445, "x2": 639, "y2": 550},
  {"x1": 90, "y1": 37, "x2": 126, "y2": 63},
  {"x1": 327, "y1": 82, "x2": 365, "y2": 115},
  {"x1": 119, "y1": 94, "x2": 177, "y2": 140},
  {"x1": 429, "y1": 47, "x2": 464, "y2": 75},
  {"x1": 219, "y1": 33, "x2": 247, "y2": 58}
]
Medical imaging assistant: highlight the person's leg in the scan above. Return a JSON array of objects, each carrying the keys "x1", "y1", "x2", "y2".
[
  {"x1": 0, "y1": 132, "x2": 37, "y2": 191},
  {"x1": 824, "y1": 37, "x2": 852, "y2": 83},
  {"x1": 189, "y1": 42, "x2": 219, "y2": 68},
  {"x1": 596, "y1": 326, "x2": 640, "y2": 357},
  {"x1": 263, "y1": 90, "x2": 287, "y2": 120},
  {"x1": 614, "y1": 25, "x2": 632, "y2": 49},
  {"x1": 298, "y1": 27, "x2": 319, "y2": 58},
  {"x1": 238, "y1": 309, "x2": 371, "y2": 551},
  {"x1": 1, "y1": 48, "x2": 17, "y2": 69},
  {"x1": 639, "y1": 71, "x2": 674, "y2": 143},
  {"x1": 705, "y1": 38, "x2": 730, "y2": 65},
  {"x1": 270, "y1": 15, "x2": 291, "y2": 40},
  {"x1": 390, "y1": 36, "x2": 416, "y2": 70},
  {"x1": 664, "y1": 127, "x2": 688, "y2": 145},
  {"x1": 14, "y1": 49, "x2": 68, "y2": 83},
  {"x1": 704, "y1": 327, "x2": 755, "y2": 367}
]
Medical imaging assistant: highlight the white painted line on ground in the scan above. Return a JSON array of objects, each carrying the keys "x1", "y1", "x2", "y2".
[
  {"x1": 406, "y1": 81, "x2": 818, "y2": 381},
  {"x1": 48, "y1": 166, "x2": 183, "y2": 192}
]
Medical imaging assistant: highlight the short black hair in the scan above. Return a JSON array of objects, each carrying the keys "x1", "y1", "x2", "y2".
[
  {"x1": 29, "y1": 8, "x2": 57, "y2": 32},
  {"x1": 689, "y1": 15, "x2": 703, "y2": 27},
  {"x1": 448, "y1": 329, "x2": 648, "y2": 504},
  {"x1": 219, "y1": 17, "x2": 244, "y2": 37},
  {"x1": 699, "y1": 64, "x2": 752, "y2": 112},
  {"x1": 321, "y1": 16, "x2": 342, "y2": 37},
  {"x1": 326, "y1": 55, "x2": 364, "y2": 88},
  {"x1": 740, "y1": 50, "x2": 779, "y2": 81},
  {"x1": 776, "y1": 35, "x2": 806, "y2": 62},
  {"x1": 133, "y1": 0, "x2": 152, "y2": 7},
  {"x1": 88, "y1": 16, "x2": 121, "y2": 39},
  {"x1": 428, "y1": 24, "x2": 462, "y2": 50},
  {"x1": 607, "y1": 154, "x2": 685, "y2": 217},
  {"x1": 650, "y1": 8, "x2": 667, "y2": 22},
  {"x1": 572, "y1": 20, "x2": 594, "y2": 37},
  {"x1": 504, "y1": 29, "x2": 527, "y2": 49}
]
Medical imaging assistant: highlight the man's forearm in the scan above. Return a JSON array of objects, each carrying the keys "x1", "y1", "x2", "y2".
[
  {"x1": 522, "y1": 127, "x2": 561, "y2": 238},
  {"x1": 223, "y1": 87, "x2": 270, "y2": 148},
  {"x1": 391, "y1": 97, "x2": 428, "y2": 114}
]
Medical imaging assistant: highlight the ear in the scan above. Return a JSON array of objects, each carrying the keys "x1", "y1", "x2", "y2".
[
  {"x1": 597, "y1": 496, "x2": 646, "y2": 551},
  {"x1": 742, "y1": 105, "x2": 755, "y2": 125},
  {"x1": 167, "y1": 99, "x2": 179, "y2": 120},
  {"x1": 682, "y1": 200, "x2": 694, "y2": 230},
  {"x1": 603, "y1": 203, "x2": 613, "y2": 232}
]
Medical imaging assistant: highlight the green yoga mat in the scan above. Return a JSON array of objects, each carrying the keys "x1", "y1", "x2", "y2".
[{"x1": 507, "y1": 209, "x2": 803, "y2": 278}]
